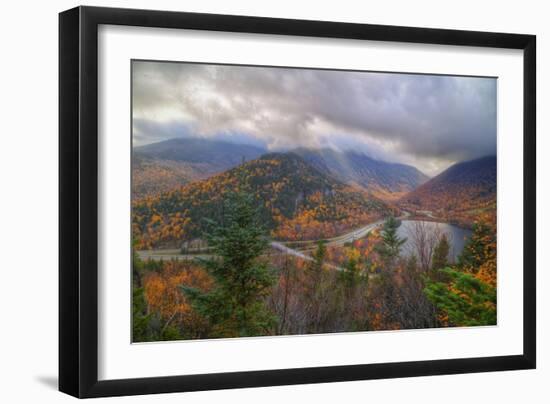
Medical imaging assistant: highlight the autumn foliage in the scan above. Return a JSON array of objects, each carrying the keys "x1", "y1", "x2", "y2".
[
  {"x1": 131, "y1": 150, "x2": 498, "y2": 340},
  {"x1": 139, "y1": 261, "x2": 212, "y2": 340},
  {"x1": 133, "y1": 153, "x2": 393, "y2": 249}
]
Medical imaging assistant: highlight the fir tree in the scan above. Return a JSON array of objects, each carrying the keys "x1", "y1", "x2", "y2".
[
  {"x1": 181, "y1": 190, "x2": 276, "y2": 338},
  {"x1": 309, "y1": 240, "x2": 327, "y2": 285},
  {"x1": 303, "y1": 240, "x2": 333, "y2": 334},
  {"x1": 376, "y1": 216, "x2": 406, "y2": 266},
  {"x1": 432, "y1": 234, "x2": 450, "y2": 271},
  {"x1": 132, "y1": 243, "x2": 145, "y2": 288},
  {"x1": 339, "y1": 246, "x2": 362, "y2": 289},
  {"x1": 458, "y1": 220, "x2": 494, "y2": 271},
  {"x1": 424, "y1": 268, "x2": 496, "y2": 326},
  {"x1": 132, "y1": 287, "x2": 152, "y2": 342}
]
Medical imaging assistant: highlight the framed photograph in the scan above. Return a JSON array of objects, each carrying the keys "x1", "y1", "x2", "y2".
[{"x1": 59, "y1": 6, "x2": 536, "y2": 398}]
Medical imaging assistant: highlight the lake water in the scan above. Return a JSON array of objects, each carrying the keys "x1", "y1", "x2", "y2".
[{"x1": 396, "y1": 220, "x2": 472, "y2": 262}]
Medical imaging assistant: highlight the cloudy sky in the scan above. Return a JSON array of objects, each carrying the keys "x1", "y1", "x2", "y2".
[{"x1": 132, "y1": 61, "x2": 496, "y2": 176}]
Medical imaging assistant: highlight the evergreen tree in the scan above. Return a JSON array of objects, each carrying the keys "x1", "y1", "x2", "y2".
[
  {"x1": 303, "y1": 240, "x2": 336, "y2": 334},
  {"x1": 376, "y1": 216, "x2": 406, "y2": 266},
  {"x1": 432, "y1": 234, "x2": 450, "y2": 271},
  {"x1": 132, "y1": 287, "x2": 152, "y2": 342},
  {"x1": 338, "y1": 246, "x2": 370, "y2": 332},
  {"x1": 132, "y1": 243, "x2": 145, "y2": 288},
  {"x1": 304, "y1": 241, "x2": 326, "y2": 317},
  {"x1": 309, "y1": 240, "x2": 327, "y2": 284},
  {"x1": 339, "y1": 246, "x2": 362, "y2": 289},
  {"x1": 424, "y1": 268, "x2": 496, "y2": 326},
  {"x1": 458, "y1": 220, "x2": 494, "y2": 271},
  {"x1": 181, "y1": 190, "x2": 276, "y2": 338}
]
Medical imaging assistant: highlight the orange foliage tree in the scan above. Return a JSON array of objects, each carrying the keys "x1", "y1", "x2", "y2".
[{"x1": 142, "y1": 260, "x2": 212, "y2": 339}]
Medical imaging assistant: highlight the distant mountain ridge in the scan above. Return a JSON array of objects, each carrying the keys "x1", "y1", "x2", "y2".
[
  {"x1": 134, "y1": 137, "x2": 266, "y2": 171},
  {"x1": 293, "y1": 148, "x2": 429, "y2": 199},
  {"x1": 132, "y1": 138, "x2": 266, "y2": 197},
  {"x1": 400, "y1": 155, "x2": 496, "y2": 225},
  {"x1": 133, "y1": 137, "x2": 429, "y2": 199},
  {"x1": 132, "y1": 152, "x2": 393, "y2": 248}
]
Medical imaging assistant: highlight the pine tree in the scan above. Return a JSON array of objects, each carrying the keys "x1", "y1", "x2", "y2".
[
  {"x1": 132, "y1": 243, "x2": 145, "y2": 288},
  {"x1": 309, "y1": 240, "x2": 327, "y2": 285},
  {"x1": 376, "y1": 216, "x2": 406, "y2": 266},
  {"x1": 338, "y1": 246, "x2": 370, "y2": 332},
  {"x1": 458, "y1": 220, "x2": 494, "y2": 271},
  {"x1": 339, "y1": 246, "x2": 362, "y2": 289},
  {"x1": 181, "y1": 190, "x2": 276, "y2": 338},
  {"x1": 303, "y1": 240, "x2": 333, "y2": 334},
  {"x1": 132, "y1": 287, "x2": 152, "y2": 342},
  {"x1": 424, "y1": 268, "x2": 496, "y2": 326},
  {"x1": 432, "y1": 234, "x2": 450, "y2": 271}
]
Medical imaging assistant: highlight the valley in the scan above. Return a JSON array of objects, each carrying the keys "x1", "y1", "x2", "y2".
[
  {"x1": 129, "y1": 62, "x2": 498, "y2": 342},
  {"x1": 131, "y1": 137, "x2": 497, "y2": 340},
  {"x1": 400, "y1": 155, "x2": 496, "y2": 227},
  {"x1": 132, "y1": 138, "x2": 495, "y2": 253}
]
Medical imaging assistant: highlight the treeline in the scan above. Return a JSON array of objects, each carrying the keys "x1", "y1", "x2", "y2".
[
  {"x1": 132, "y1": 189, "x2": 496, "y2": 342},
  {"x1": 132, "y1": 153, "x2": 392, "y2": 250}
]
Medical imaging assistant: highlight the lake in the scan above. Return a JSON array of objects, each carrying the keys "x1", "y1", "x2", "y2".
[{"x1": 396, "y1": 220, "x2": 472, "y2": 262}]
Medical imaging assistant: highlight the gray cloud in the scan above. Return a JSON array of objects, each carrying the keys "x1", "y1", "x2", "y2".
[{"x1": 132, "y1": 61, "x2": 496, "y2": 175}]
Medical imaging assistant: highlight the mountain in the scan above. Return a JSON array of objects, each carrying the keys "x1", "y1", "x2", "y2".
[
  {"x1": 293, "y1": 148, "x2": 429, "y2": 199},
  {"x1": 132, "y1": 138, "x2": 266, "y2": 197},
  {"x1": 132, "y1": 153, "x2": 394, "y2": 249},
  {"x1": 400, "y1": 155, "x2": 496, "y2": 225},
  {"x1": 133, "y1": 138, "x2": 429, "y2": 199},
  {"x1": 132, "y1": 155, "x2": 195, "y2": 198},
  {"x1": 134, "y1": 137, "x2": 266, "y2": 169}
]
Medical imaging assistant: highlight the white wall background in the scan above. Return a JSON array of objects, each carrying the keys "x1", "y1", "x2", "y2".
[{"x1": 0, "y1": 0, "x2": 546, "y2": 402}]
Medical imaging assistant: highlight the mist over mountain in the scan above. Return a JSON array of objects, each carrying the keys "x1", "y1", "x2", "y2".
[
  {"x1": 132, "y1": 138, "x2": 266, "y2": 197},
  {"x1": 133, "y1": 62, "x2": 497, "y2": 175},
  {"x1": 400, "y1": 155, "x2": 496, "y2": 225},
  {"x1": 292, "y1": 148, "x2": 429, "y2": 199},
  {"x1": 132, "y1": 152, "x2": 392, "y2": 248},
  {"x1": 134, "y1": 137, "x2": 266, "y2": 169},
  {"x1": 133, "y1": 137, "x2": 429, "y2": 199}
]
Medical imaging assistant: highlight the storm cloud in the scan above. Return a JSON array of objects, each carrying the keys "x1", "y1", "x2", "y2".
[{"x1": 132, "y1": 61, "x2": 496, "y2": 175}]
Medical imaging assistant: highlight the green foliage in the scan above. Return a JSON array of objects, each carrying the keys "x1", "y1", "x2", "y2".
[
  {"x1": 424, "y1": 268, "x2": 496, "y2": 326},
  {"x1": 132, "y1": 286, "x2": 184, "y2": 342},
  {"x1": 310, "y1": 241, "x2": 327, "y2": 276},
  {"x1": 430, "y1": 234, "x2": 451, "y2": 282},
  {"x1": 458, "y1": 220, "x2": 494, "y2": 270},
  {"x1": 132, "y1": 242, "x2": 145, "y2": 288},
  {"x1": 303, "y1": 241, "x2": 343, "y2": 333},
  {"x1": 132, "y1": 287, "x2": 152, "y2": 342},
  {"x1": 132, "y1": 153, "x2": 392, "y2": 248},
  {"x1": 339, "y1": 247, "x2": 363, "y2": 289},
  {"x1": 375, "y1": 216, "x2": 406, "y2": 265},
  {"x1": 303, "y1": 241, "x2": 327, "y2": 321},
  {"x1": 431, "y1": 234, "x2": 450, "y2": 275},
  {"x1": 181, "y1": 190, "x2": 276, "y2": 338},
  {"x1": 155, "y1": 321, "x2": 182, "y2": 341}
]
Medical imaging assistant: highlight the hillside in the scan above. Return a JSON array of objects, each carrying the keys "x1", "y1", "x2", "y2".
[
  {"x1": 132, "y1": 152, "x2": 394, "y2": 249},
  {"x1": 400, "y1": 155, "x2": 496, "y2": 225},
  {"x1": 133, "y1": 138, "x2": 430, "y2": 199},
  {"x1": 293, "y1": 148, "x2": 429, "y2": 199},
  {"x1": 134, "y1": 137, "x2": 266, "y2": 169},
  {"x1": 132, "y1": 155, "x2": 197, "y2": 198},
  {"x1": 132, "y1": 138, "x2": 266, "y2": 197}
]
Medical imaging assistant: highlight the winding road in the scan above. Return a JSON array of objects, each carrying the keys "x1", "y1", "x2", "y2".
[
  {"x1": 137, "y1": 212, "x2": 411, "y2": 267},
  {"x1": 270, "y1": 211, "x2": 410, "y2": 259}
]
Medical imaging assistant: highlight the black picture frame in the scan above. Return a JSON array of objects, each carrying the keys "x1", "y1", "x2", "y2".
[{"x1": 59, "y1": 5, "x2": 536, "y2": 398}]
